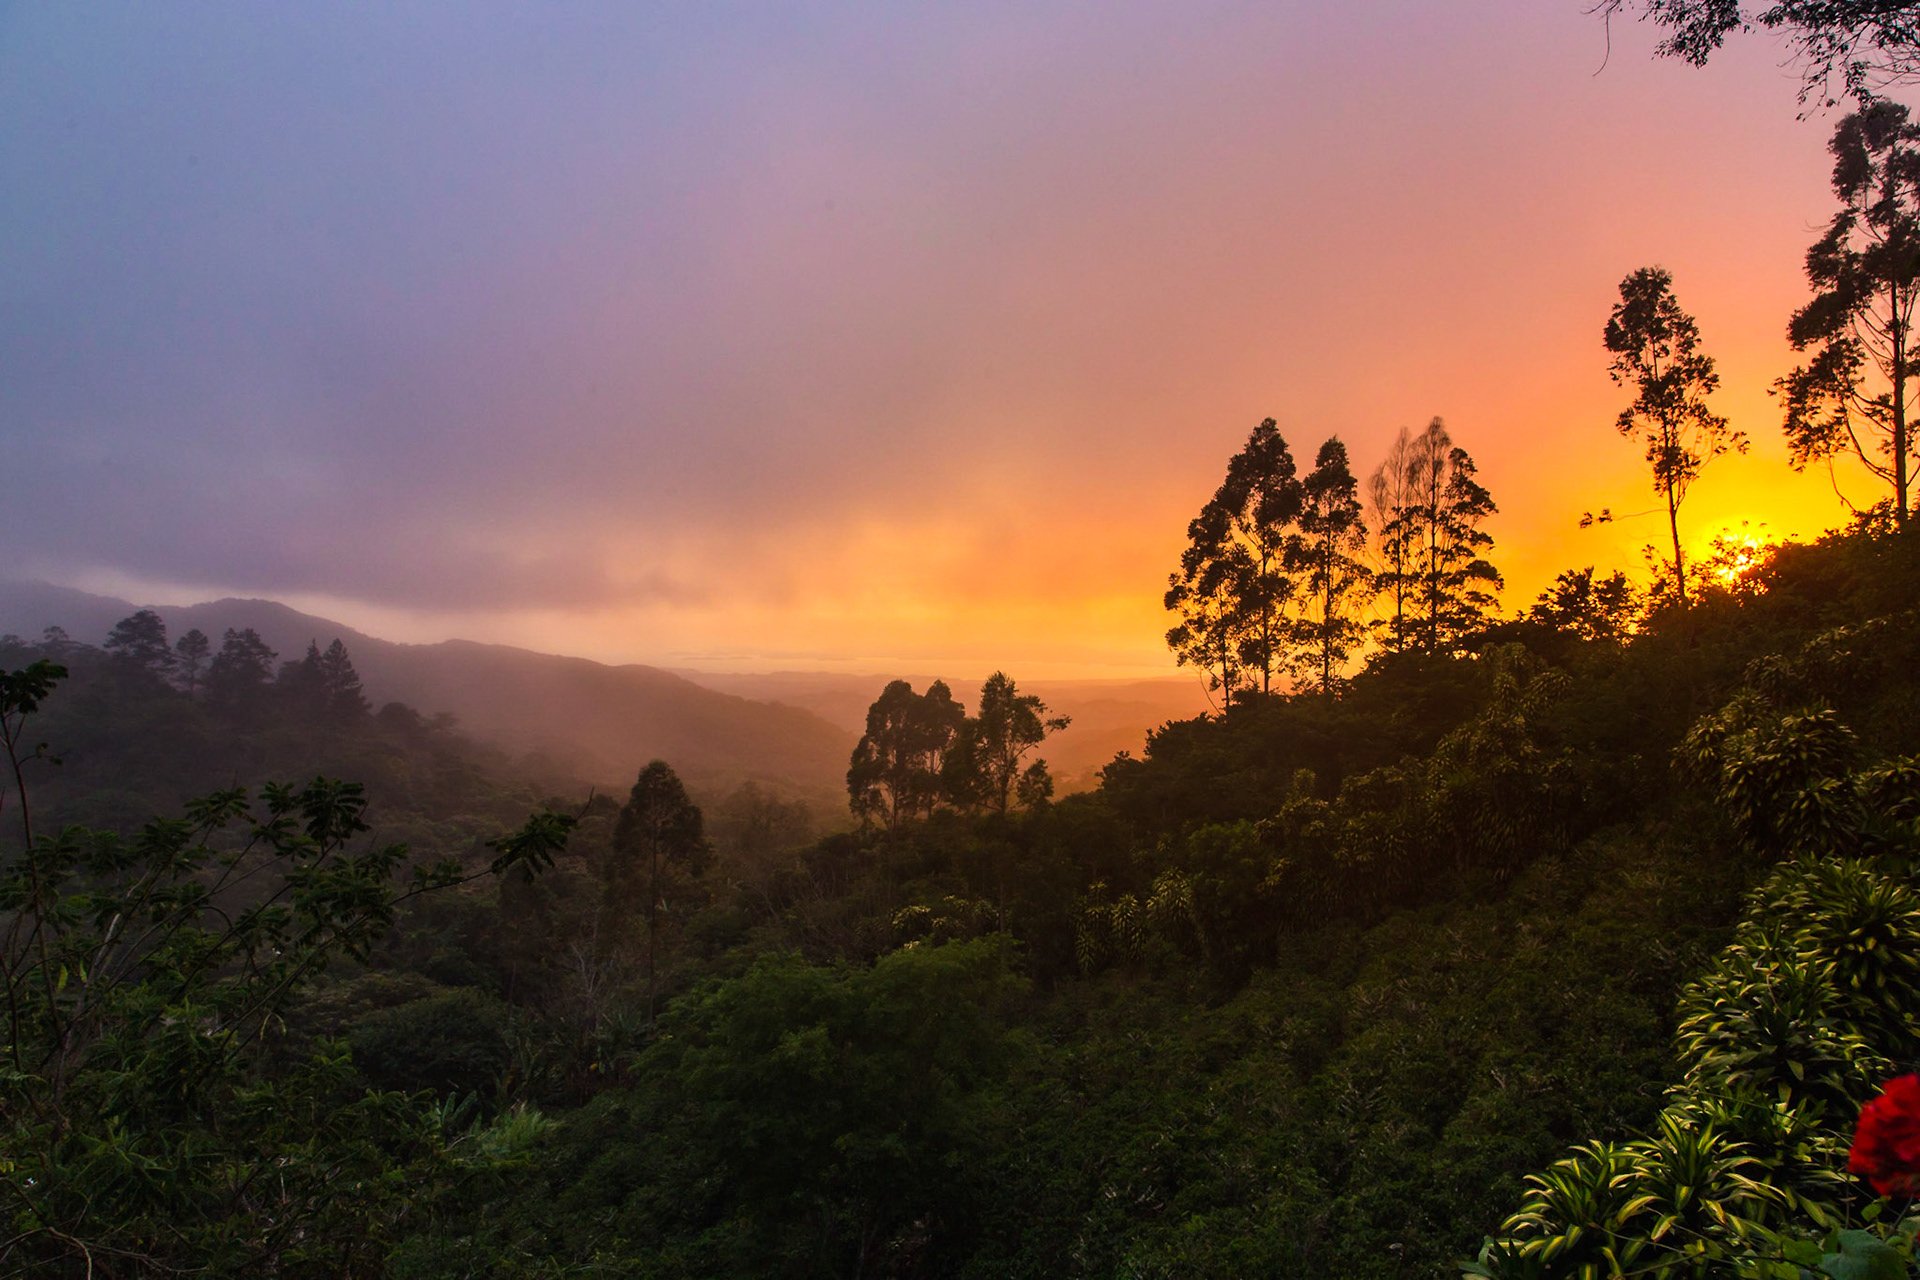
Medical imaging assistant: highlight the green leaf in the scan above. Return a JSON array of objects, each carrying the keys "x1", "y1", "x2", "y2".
[
  {"x1": 1818, "y1": 1230, "x2": 1907, "y2": 1280},
  {"x1": 1788, "y1": 1239, "x2": 1829, "y2": 1265}
]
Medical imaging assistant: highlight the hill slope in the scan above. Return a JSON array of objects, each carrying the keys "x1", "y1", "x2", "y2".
[{"x1": 0, "y1": 580, "x2": 853, "y2": 796}]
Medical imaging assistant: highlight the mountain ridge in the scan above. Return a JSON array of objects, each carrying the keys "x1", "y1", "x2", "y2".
[{"x1": 0, "y1": 580, "x2": 853, "y2": 798}]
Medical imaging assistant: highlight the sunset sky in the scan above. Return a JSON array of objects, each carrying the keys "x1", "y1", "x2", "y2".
[{"x1": 2, "y1": 3, "x2": 1907, "y2": 677}]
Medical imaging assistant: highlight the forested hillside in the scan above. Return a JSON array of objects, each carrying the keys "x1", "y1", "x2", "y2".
[
  {"x1": 0, "y1": 579, "x2": 855, "y2": 799},
  {"x1": 5, "y1": 513, "x2": 1915, "y2": 1277}
]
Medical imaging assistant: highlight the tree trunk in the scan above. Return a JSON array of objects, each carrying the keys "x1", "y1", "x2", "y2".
[
  {"x1": 1666, "y1": 480, "x2": 1688, "y2": 611},
  {"x1": 646, "y1": 844, "x2": 659, "y2": 1026},
  {"x1": 1895, "y1": 335, "x2": 1910, "y2": 528}
]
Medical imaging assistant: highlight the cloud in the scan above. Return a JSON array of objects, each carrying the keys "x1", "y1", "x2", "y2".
[{"x1": 0, "y1": 2, "x2": 1869, "y2": 668}]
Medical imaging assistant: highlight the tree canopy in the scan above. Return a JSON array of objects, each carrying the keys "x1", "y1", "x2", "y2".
[
  {"x1": 1599, "y1": 0, "x2": 1920, "y2": 106},
  {"x1": 1604, "y1": 265, "x2": 1745, "y2": 607},
  {"x1": 1780, "y1": 100, "x2": 1920, "y2": 528}
]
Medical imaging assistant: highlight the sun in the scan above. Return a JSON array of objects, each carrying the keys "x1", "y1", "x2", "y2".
[{"x1": 1702, "y1": 523, "x2": 1777, "y2": 589}]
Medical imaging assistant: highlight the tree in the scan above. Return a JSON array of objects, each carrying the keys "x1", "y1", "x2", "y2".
[
  {"x1": 847, "y1": 680, "x2": 967, "y2": 828},
  {"x1": 1528, "y1": 567, "x2": 1641, "y2": 643},
  {"x1": 1419, "y1": 439, "x2": 1502, "y2": 652},
  {"x1": 611, "y1": 760, "x2": 710, "y2": 1023},
  {"x1": 174, "y1": 627, "x2": 211, "y2": 698},
  {"x1": 1596, "y1": 0, "x2": 1920, "y2": 106},
  {"x1": 713, "y1": 781, "x2": 814, "y2": 866},
  {"x1": 1164, "y1": 498, "x2": 1251, "y2": 705},
  {"x1": 0, "y1": 661, "x2": 571, "y2": 1275},
  {"x1": 956, "y1": 672, "x2": 1070, "y2": 814},
  {"x1": 103, "y1": 608, "x2": 174, "y2": 675},
  {"x1": 1368, "y1": 425, "x2": 1425, "y2": 655},
  {"x1": 1374, "y1": 419, "x2": 1502, "y2": 654},
  {"x1": 1289, "y1": 438, "x2": 1372, "y2": 696},
  {"x1": 1605, "y1": 266, "x2": 1746, "y2": 609},
  {"x1": 206, "y1": 627, "x2": 277, "y2": 707},
  {"x1": 1165, "y1": 418, "x2": 1303, "y2": 700},
  {"x1": 1779, "y1": 101, "x2": 1920, "y2": 528},
  {"x1": 277, "y1": 639, "x2": 329, "y2": 714},
  {"x1": 318, "y1": 638, "x2": 370, "y2": 718}
]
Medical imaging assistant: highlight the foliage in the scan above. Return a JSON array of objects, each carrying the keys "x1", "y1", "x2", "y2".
[
  {"x1": 1371, "y1": 417, "x2": 1502, "y2": 655},
  {"x1": 1779, "y1": 101, "x2": 1920, "y2": 528},
  {"x1": 847, "y1": 675, "x2": 1066, "y2": 826},
  {"x1": 847, "y1": 679, "x2": 967, "y2": 829},
  {"x1": 1529, "y1": 568, "x2": 1641, "y2": 643},
  {"x1": 1289, "y1": 437, "x2": 1373, "y2": 696},
  {"x1": 1471, "y1": 672, "x2": 1920, "y2": 1278},
  {"x1": 1165, "y1": 417, "x2": 1305, "y2": 699},
  {"x1": 1597, "y1": 0, "x2": 1920, "y2": 106},
  {"x1": 952, "y1": 672, "x2": 1070, "y2": 814},
  {"x1": 1604, "y1": 265, "x2": 1746, "y2": 608},
  {"x1": 611, "y1": 760, "x2": 711, "y2": 1022},
  {"x1": 102, "y1": 609, "x2": 174, "y2": 676},
  {"x1": 0, "y1": 662, "x2": 573, "y2": 1276}
]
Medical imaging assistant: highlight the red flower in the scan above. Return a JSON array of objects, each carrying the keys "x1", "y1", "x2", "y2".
[{"x1": 1851, "y1": 1073, "x2": 1920, "y2": 1198}]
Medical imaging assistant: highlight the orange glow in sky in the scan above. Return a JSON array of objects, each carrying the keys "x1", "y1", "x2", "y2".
[{"x1": 5, "y1": 4, "x2": 1909, "y2": 677}]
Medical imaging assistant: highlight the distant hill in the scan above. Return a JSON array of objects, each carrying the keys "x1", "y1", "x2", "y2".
[
  {"x1": 0, "y1": 580, "x2": 854, "y2": 799},
  {"x1": 670, "y1": 671, "x2": 1211, "y2": 792}
]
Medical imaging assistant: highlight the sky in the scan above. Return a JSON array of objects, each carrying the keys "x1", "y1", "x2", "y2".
[{"x1": 1, "y1": 3, "x2": 1906, "y2": 677}]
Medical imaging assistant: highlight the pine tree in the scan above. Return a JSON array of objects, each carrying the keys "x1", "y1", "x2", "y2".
[
  {"x1": 276, "y1": 641, "x2": 328, "y2": 715},
  {"x1": 103, "y1": 610, "x2": 174, "y2": 675},
  {"x1": 173, "y1": 629, "x2": 211, "y2": 698},
  {"x1": 206, "y1": 628, "x2": 277, "y2": 707},
  {"x1": 1368, "y1": 424, "x2": 1430, "y2": 655},
  {"x1": 317, "y1": 639, "x2": 369, "y2": 718}
]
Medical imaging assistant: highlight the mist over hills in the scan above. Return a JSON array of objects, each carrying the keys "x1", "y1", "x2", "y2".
[
  {"x1": 0, "y1": 579, "x2": 1198, "y2": 802},
  {"x1": 0, "y1": 579, "x2": 853, "y2": 799}
]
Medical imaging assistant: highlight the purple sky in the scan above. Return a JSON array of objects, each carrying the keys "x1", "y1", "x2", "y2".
[{"x1": 1, "y1": 4, "x2": 1899, "y2": 674}]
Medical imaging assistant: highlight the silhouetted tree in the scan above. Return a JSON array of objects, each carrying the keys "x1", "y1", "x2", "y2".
[
  {"x1": 1596, "y1": 0, "x2": 1920, "y2": 105},
  {"x1": 1014, "y1": 759, "x2": 1056, "y2": 809},
  {"x1": 318, "y1": 639, "x2": 369, "y2": 718},
  {"x1": 1529, "y1": 567, "x2": 1640, "y2": 643},
  {"x1": 103, "y1": 609, "x2": 174, "y2": 675},
  {"x1": 206, "y1": 627, "x2": 277, "y2": 707},
  {"x1": 277, "y1": 641, "x2": 328, "y2": 714},
  {"x1": 1368, "y1": 425, "x2": 1424, "y2": 655},
  {"x1": 1374, "y1": 419, "x2": 1502, "y2": 654},
  {"x1": 955, "y1": 672, "x2": 1070, "y2": 814},
  {"x1": 1779, "y1": 101, "x2": 1920, "y2": 528},
  {"x1": 847, "y1": 680, "x2": 967, "y2": 828},
  {"x1": 1289, "y1": 438, "x2": 1372, "y2": 696},
  {"x1": 1166, "y1": 418, "x2": 1303, "y2": 699},
  {"x1": 173, "y1": 628, "x2": 210, "y2": 698},
  {"x1": 611, "y1": 760, "x2": 710, "y2": 1023},
  {"x1": 1605, "y1": 266, "x2": 1745, "y2": 608},
  {"x1": 1419, "y1": 440, "x2": 1502, "y2": 652},
  {"x1": 1164, "y1": 498, "x2": 1250, "y2": 704}
]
